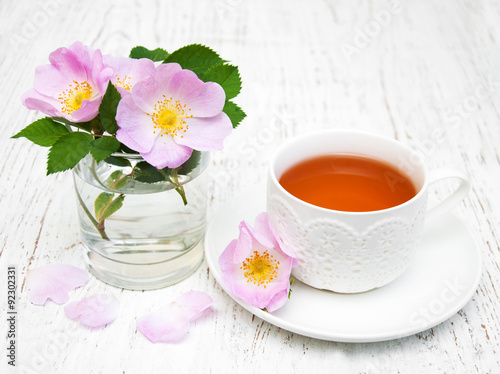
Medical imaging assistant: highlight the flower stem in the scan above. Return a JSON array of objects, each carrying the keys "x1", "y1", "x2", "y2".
[
  {"x1": 89, "y1": 158, "x2": 108, "y2": 190},
  {"x1": 159, "y1": 168, "x2": 188, "y2": 205},
  {"x1": 96, "y1": 193, "x2": 124, "y2": 240},
  {"x1": 73, "y1": 175, "x2": 110, "y2": 241},
  {"x1": 171, "y1": 168, "x2": 188, "y2": 206}
]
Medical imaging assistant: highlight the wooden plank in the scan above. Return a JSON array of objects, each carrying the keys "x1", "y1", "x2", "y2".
[{"x1": 1, "y1": 0, "x2": 499, "y2": 372}]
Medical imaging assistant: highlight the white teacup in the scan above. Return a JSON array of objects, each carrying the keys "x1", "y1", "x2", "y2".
[{"x1": 267, "y1": 130, "x2": 470, "y2": 293}]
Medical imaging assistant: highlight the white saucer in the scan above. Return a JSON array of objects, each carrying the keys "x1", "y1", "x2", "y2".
[{"x1": 205, "y1": 184, "x2": 482, "y2": 342}]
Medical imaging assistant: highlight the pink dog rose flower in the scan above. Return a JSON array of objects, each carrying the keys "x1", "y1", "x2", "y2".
[
  {"x1": 21, "y1": 41, "x2": 113, "y2": 122},
  {"x1": 219, "y1": 213, "x2": 297, "y2": 312},
  {"x1": 115, "y1": 63, "x2": 232, "y2": 169},
  {"x1": 103, "y1": 55, "x2": 156, "y2": 96}
]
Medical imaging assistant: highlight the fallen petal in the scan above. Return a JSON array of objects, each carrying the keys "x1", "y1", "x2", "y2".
[
  {"x1": 174, "y1": 291, "x2": 213, "y2": 322},
  {"x1": 137, "y1": 303, "x2": 190, "y2": 343},
  {"x1": 64, "y1": 293, "x2": 119, "y2": 328},
  {"x1": 25, "y1": 264, "x2": 89, "y2": 305}
]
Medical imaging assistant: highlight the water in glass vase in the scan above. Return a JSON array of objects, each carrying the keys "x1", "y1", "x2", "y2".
[{"x1": 73, "y1": 152, "x2": 209, "y2": 290}]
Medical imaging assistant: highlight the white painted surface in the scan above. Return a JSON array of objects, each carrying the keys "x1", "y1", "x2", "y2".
[{"x1": 1, "y1": 0, "x2": 499, "y2": 373}]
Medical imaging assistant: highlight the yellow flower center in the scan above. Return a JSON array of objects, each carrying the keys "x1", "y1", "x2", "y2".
[
  {"x1": 58, "y1": 80, "x2": 93, "y2": 115},
  {"x1": 148, "y1": 95, "x2": 193, "y2": 138},
  {"x1": 114, "y1": 74, "x2": 132, "y2": 91},
  {"x1": 241, "y1": 250, "x2": 280, "y2": 288}
]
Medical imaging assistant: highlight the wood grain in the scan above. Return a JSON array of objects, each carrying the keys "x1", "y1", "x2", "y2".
[{"x1": 1, "y1": 0, "x2": 499, "y2": 373}]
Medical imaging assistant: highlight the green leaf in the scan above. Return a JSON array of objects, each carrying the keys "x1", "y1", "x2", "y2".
[
  {"x1": 223, "y1": 100, "x2": 246, "y2": 128},
  {"x1": 95, "y1": 193, "x2": 112, "y2": 220},
  {"x1": 133, "y1": 161, "x2": 170, "y2": 183},
  {"x1": 47, "y1": 132, "x2": 93, "y2": 175},
  {"x1": 94, "y1": 192, "x2": 124, "y2": 221},
  {"x1": 106, "y1": 170, "x2": 129, "y2": 190},
  {"x1": 12, "y1": 117, "x2": 70, "y2": 147},
  {"x1": 53, "y1": 117, "x2": 93, "y2": 133},
  {"x1": 119, "y1": 143, "x2": 139, "y2": 154},
  {"x1": 90, "y1": 137, "x2": 121, "y2": 163},
  {"x1": 107, "y1": 170, "x2": 123, "y2": 184},
  {"x1": 164, "y1": 44, "x2": 225, "y2": 77},
  {"x1": 99, "y1": 82, "x2": 121, "y2": 135},
  {"x1": 104, "y1": 156, "x2": 132, "y2": 168},
  {"x1": 202, "y1": 64, "x2": 241, "y2": 100},
  {"x1": 177, "y1": 150, "x2": 201, "y2": 175},
  {"x1": 130, "y1": 46, "x2": 168, "y2": 61}
]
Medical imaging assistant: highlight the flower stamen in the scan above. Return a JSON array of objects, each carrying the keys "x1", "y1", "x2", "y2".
[
  {"x1": 148, "y1": 95, "x2": 193, "y2": 138},
  {"x1": 58, "y1": 80, "x2": 93, "y2": 115},
  {"x1": 114, "y1": 74, "x2": 132, "y2": 91},
  {"x1": 241, "y1": 250, "x2": 280, "y2": 288}
]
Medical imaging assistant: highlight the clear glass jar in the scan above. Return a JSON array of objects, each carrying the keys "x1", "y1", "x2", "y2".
[{"x1": 72, "y1": 152, "x2": 209, "y2": 290}]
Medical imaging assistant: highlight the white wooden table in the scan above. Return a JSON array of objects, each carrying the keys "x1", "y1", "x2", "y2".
[{"x1": 1, "y1": 0, "x2": 499, "y2": 372}]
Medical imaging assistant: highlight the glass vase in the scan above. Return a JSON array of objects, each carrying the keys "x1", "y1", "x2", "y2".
[{"x1": 72, "y1": 152, "x2": 209, "y2": 290}]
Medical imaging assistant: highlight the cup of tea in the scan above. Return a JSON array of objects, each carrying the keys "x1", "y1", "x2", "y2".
[{"x1": 267, "y1": 129, "x2": 470, "y2": 293}]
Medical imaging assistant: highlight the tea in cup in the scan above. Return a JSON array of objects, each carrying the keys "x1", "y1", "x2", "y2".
[{"x1": 267, "y1": 130, "x2": 470, "y2": 293}]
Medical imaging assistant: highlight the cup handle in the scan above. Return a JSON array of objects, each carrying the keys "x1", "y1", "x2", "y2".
[{"x1": 426, "y1": 168, "x2": 470, "y2": 221}]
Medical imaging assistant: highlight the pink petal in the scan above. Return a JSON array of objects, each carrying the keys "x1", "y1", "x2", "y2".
[
  {"x1": 103, "y1": 55, "x2": 156, "y2": 95},
  {"x1": 264, "y1": 288, "x2": 289, "y2": 312},
  {"x1": 140, "y1": 134, "x2": 193, "y2": 169},
  {"x1": 253, "y1": 212, "x2": 297, "y2": 261},
  {"x1": 231, "y1": 274, "x2": 290, "y2": 310},
  {"x1": 175, "y1": 112, "x2": 233, "y2": 151},
  {"x1": 23, "y1": 42, "x2": 109, "y2": 122},
  {"x1": 116, "y1": 95, "x2": 157, "y2": 153},
  {"x1": 220, "y1": 234, "x2": 289, "y2": 310},
  {"x1": 90, "y1": 48, "x2": 110, "y2": 90},
  {"x1": 69, "y1": 97, "x2": 103, "y2": 122},
  {"x1": 32, "y1": 64, "x2": 72, "y2": 97},
  {"x1": 64, "y1": 293, "x2": 119, "y2": 328},
  {"x1": 25, "y1": 264, "x2": 89, "y2": 305},
  {"x1": 137, "y1": 303, "x2": 190, "y2": 343},
  {"x1": 95, "y1": 66, "x2": 114, "y2": 93},
  {"x1": 163, "y1": 70, "x2": 226, "y2": 118},
  {"x1": 238, "y1": 220, "x2": 274, "y2": 252},
  {"x1": 131, "y1": 63, "x2": 183, "y2": 113},
  {"x1": 64, "y1": 41, "x2": 95, "y2": 70},
  {"x1": 48, "y1": 45, "x2": 89, "y2": 85},
  {"x1": 233, "y1": 224, "x2": 254, "y2": 263},
  {"x1": 218, "y1": 239, "x2": 239, "y2": 278},
  {"x1": 21, "y1": 89, "x2": 61, "y2": 118},
  {"x1": 174, "y1": 291, "x2": 213, "y2": 322},
  {"x1": 218, "y1": 215, "x2": 297, "y2": 312}
]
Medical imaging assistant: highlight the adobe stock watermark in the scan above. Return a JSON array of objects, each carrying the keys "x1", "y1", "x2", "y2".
[
  {"x1": 364, "y1": 356, "x2": 390, "y2": 374},
  {"x1": 340, "y1": 0, "x2": 402, "y2": 62},
  {"x1": 443, "y1": 77, "x2": 500, "y2": 130},
  {"x1": 238, "y1": 110, "x2": 294, "y2": 160},
  {"x1": 409, "y1": 277, "x2": 465, "y2": 327},
  {"x1": 215, "y1": 0, "x2": 243, "y2": 19},
  {"x1": 203, "y1": 110, "x2": 294, "y2": 199},
  {"x1": 386, "y1": 76, "x2": 499, "y2": 184},
  {"x1": 5, "y1": 0, "x2": 69, "y2": 51},
  {"x1": 15, "y1": 292, "x2": 116, "y2": 374}
]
